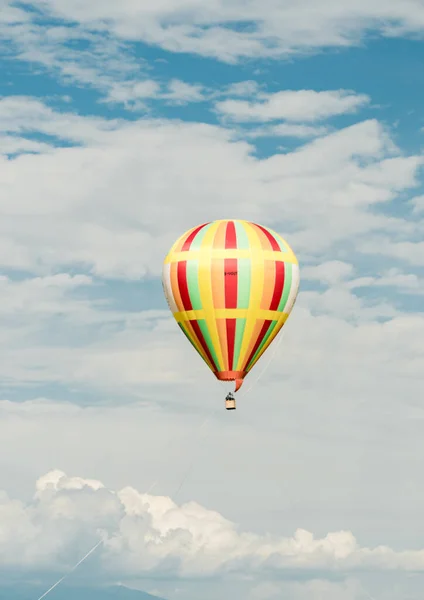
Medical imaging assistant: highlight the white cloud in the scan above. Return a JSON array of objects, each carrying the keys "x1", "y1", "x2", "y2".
[
  {"x1": 249, "y1": 582, "x2": 282, "y2": 600},
  {"x1": 301, "y1": 264, "x2": 424, "y2": 317},
  {"x1": 1, "y1": 5, "x2": 424, "y2": 600},
  {"x1": 0, "y1": 97, "x2": 423, "y2": 415},
  {"x1": 215, "y1": 90, "x2": 370, "y2": 123},
  {"x1": 163, "y1": 79, "x2": 205, "y2": 104},
  {"x1": 409, "y1": 194, "x2": 424, "y2": 214},
  {"x1": 0, "y1": 98, "x2": 422, "y2": 398},
  {"x1": 286, "y1": 579, "x2": 363, "y2": 600},
  {"x1": 0, "y1": 0, "x2": 29, "y2": 26},
  {"x1": 300, "y1": 288, "x2": 398, "y2": 321},
  {"x1": 0, "y1": 271, "x2": 196, "y2": 392},
  {"x1": 0, "y1": 273, "x2": 92, "y2": 315},
  {"x1": 10, "y1": 0, "x2": 424, "y2": 64},
  {"x1": 4, "y1": 468, "x2": 424, "y2": 579},
  {"x1": 1, "y1": 4, "x2": 202, "y2": 109},
  {"x1": 0, "y1": 7, "x2": 146, "y2": 95},
  {"x1": 301, "y1": 261, "x2": 355, "y2": 285},
  {"x1": 0, "y1": 4, "x2": 204, "y2": 109},
  {"x1": 104, "y1": 80, "x2": 162, "y2": 109},
  {"x1": 348, "y1": 268, "x2": 424, "y2": 293},
  {"x1": 0, "y1": 134, "x2": 51, "y2": 155},
  {"x1": 0, "y1": 96, "x2": 124, "y2": 145},
  {"x1": 102, "y1": 79, "x2": 206, "y2": 109},
  {"x1": 0, "y1": 99, "x2": 421, "y2": 281},
  {"x1": 2, "y1": 0, "x2": 424, "y2": 102},
  {"x1": 361, "y1": 239, "x2": 424, "y2": 266},
  {"x1": 247, "y1": 122, "x2": 329, "y2": 139},
  {"x1": 224, "y1": 81, "x2": 262, "y2": 97},
  {"x1": 0, "y1": 282, "x2": 186, "y2": 391}
]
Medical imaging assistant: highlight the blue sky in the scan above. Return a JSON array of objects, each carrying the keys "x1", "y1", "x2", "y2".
[{"x1": 2, "y1": 1, "x2": 424, "y2": 599}]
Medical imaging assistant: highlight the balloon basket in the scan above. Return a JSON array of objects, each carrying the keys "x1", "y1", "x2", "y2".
[{"x1": 225, "y1": 394, "x2": 236, "y2": 410}]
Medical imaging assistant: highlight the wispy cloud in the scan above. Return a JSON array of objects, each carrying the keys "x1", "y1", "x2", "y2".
[
  {"x1": 102, "y1": 78, "x2": 206, "y2": 109},
  {"x1": 10, "y1": 0, "x2": 424, "y2": 63},
  {"x1": 245, "y1": 122, "x2": 329, "y2": 139},
  {"x1": 215, "y1": 90, "x2": 370, "y2": 123}
]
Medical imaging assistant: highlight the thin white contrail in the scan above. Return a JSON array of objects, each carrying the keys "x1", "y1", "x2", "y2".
[
  {"x1": 359, "y1": 580, "x2": 378, "y2": 600},
  {"x1": 362, "y1": 590, "x2": 377, "y2": 600},
  {"x1": 35, "y1": 403, "x2": 218, "y2": 599},
  {"x1": 36, "y1": 539, "x2": 103, "y2": 600}
]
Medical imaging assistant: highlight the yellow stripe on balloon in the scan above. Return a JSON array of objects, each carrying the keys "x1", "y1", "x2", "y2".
[
  {"x1": 197, "y1": 221, "x2": 225, "y2": 371},
  {"x1": 168, "y1": 225, "x2": 197, "y2": 255},
  {"x1": 170, "y1": 262, "x2": 184, "y2": 312},
  {"x1": 246, "y1": 313, "x2": 289, "y2": 372},
  {"x1": 180, "y1": 321, "x2": 215, "y2": 371},
  {"x1": 173, "y1": 308, "x2": 284, "y2": 322},
  {"x1": 246, "y1": 262, "x2": 300, "y2": 372},
  {"x1": 164, "y1": 249, "x2": 297, "y2": 264},
  {"x1": 243, "y1": 318, "x2": 265, "y2": 367},
  {"x1": 235, "y1": 221, "x2": 264, "y2": 371},
  {"x1": 216, "y1": 318, "x2": 229, "y2": 370},
  {"x1": 275, "y1": 232, "x2": 299, "y2": 264}
]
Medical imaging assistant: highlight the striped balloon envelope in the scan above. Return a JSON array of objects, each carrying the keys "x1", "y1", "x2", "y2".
[{"x1": 162, "y1": 220, "x2": 300, "y2": 395}]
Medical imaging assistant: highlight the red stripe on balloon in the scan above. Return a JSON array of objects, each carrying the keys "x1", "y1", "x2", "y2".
[
  {"x1": 225, "y1": 221, "x2": 237, "y2": 249},
  {"x1": 226, "y1": 318, "x2": 236, "y2": 370},
  {"x1": 269, "y1": 261, "x2": 285, "y2": 310},
  {"x1": 177, "y1": 261, "x2": 192, "y2": 310},
  {"x1": 224, "y1": 258, "x2": 238, "y2": 308},
  {"x1": 244, "y1": 320, "x2": 273, "y2": 369},
  {"x1": 190, "y1": 320, "x2": 218, "y2": 372},
  {"x1": 181, "y1": 223, "x2": 209, "y2": 251},
  {"x1": 255, "y1": 224, "x2": 281, "y2": 251}
]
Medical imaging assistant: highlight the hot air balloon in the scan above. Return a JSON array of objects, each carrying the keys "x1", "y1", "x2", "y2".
[{"x1": 162, "y1": 220, "x2": 300, "y2": 410}]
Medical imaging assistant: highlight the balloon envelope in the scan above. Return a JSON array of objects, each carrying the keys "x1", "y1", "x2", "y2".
[{"x1": 162, "y1": 220, "x2": 299, "y2": 392}]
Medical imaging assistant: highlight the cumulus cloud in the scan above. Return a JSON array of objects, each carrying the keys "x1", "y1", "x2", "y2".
[{"x1": 4, "y1": 468, "x2": 424, "y2": 580}]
